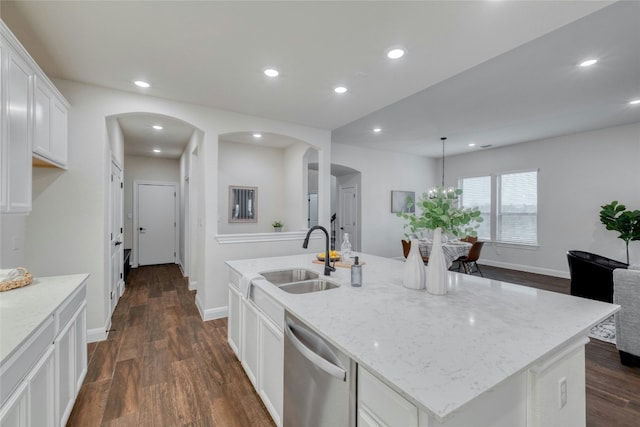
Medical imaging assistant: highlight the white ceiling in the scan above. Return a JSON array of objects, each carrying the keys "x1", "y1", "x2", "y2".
[{"x1": 3, "y1": 1, "x2": 638, "y2": 158}]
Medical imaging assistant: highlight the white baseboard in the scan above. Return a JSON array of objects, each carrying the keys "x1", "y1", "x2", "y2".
[
  {"x1": 479, "y1": 259, "x2": 570, "y2": 279},
  {"x1": 189, "y1": 280, "x2": 197, "y2": 291},
  {"x1": 87, "y1": 317, "x2": 111, "y2": 343},
  {"x1": 195, "y1": 293, "x2": 228, "y2": 321}
]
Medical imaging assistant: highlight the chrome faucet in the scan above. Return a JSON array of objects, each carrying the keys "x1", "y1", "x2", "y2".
[{"x1": 303, "y1": 225, "x2": 335, "y2": 276}]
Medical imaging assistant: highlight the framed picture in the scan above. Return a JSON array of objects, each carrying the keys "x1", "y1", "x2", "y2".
[
  {"x1": 391, "y1": 190, "x2": 415, "y2": 213},
  {"x1": 229, "y1": 186, "x2": 258, "y2": 223}
]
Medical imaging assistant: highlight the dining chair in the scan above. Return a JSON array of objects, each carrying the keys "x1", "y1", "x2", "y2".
[
  {"x1": 457, "y1": 241, "x2": 484, "y2": 276},
  {"x1": 460, "y1": 235, "x2": 478, "y2": 244},
  {"x1": 401, "y1": 240, "x2": 429, "y2": 264}
]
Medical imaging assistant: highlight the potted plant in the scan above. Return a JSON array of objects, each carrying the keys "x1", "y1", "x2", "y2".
[
  {"x1": 272, "y1": 220, "x2": 283, "y2": 232},
  {"x1": 599, "y1": 201, "x2": 640, "y2": 264},
  {"x1": 397, "y1": 187, "x2": 483, "y2": 294},
  {"x1": 397, "y1": 187, "x2": 483, "y2": 240}
]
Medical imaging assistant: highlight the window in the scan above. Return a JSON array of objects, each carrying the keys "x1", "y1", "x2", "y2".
[
  {"x1": 497, "y1": 171, "x2": 538, "y2": 244},
  {"x1": 459, "y1": 170, "x2": 538, "y2": 245},
  {"x1": 460, "y1": 176, "x2": 491, "y2": 240}
]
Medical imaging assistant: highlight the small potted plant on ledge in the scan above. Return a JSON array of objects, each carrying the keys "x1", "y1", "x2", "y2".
[{"x1": 272, "y1": 220, "x2": 283, "y2": 232}]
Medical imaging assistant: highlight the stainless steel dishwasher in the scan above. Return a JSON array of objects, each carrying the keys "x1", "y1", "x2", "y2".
[{"x1": 283, "y1": 311, "x2": 356, "y2": 427}]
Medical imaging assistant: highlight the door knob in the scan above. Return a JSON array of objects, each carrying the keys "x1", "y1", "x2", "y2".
[
  {"x1": 139, "y1": 227, "x2": 146, "y2": 232},
  {"x1": 115, "y1": 241, "x2": 122, "y2": 246}
]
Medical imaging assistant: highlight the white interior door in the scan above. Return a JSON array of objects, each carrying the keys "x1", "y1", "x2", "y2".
[
  {"x1": 137, "y1": 183, "x2": 176, "y2": 266},
  {"x1": 339, "y1": 185, "x2": 358, "y2": 251},
  {"x1": 109, "y1": 161, "x2": 123, "y2": 314}
]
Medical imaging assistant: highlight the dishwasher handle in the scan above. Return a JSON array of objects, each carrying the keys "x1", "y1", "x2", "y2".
[{"x1": 285, "y1": 320, "x2": 347, "y2": 381}]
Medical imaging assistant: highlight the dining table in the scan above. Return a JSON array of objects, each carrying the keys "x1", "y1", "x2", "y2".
[{"x1": 418, "y1": 240, "x2": 472, "y2": 269}]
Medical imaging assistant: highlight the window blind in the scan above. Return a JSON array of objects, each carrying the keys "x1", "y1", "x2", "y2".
[
  {"x1": 497, "y1": 171, "x2": 538, "y2": 245},
  {"x1": 460, "y1": 176, "x2": 491, "y2": 240}
]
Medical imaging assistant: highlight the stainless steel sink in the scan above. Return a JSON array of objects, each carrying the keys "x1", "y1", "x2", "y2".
[
  {"x1": 278, "y1": 279, "x2": 340, "y2": 294},
  {"x1": 260, "y1": 269, "x2": 319, "y2": 285}
]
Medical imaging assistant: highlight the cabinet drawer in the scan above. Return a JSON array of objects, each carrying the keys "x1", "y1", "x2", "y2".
[
  {"x1": 250, "y1": 285, "x2": 283, "y2": 330},
  {"x1": 358, "y1": 366, "x2": 418, "y2": 427},
  {"x1": 0, "y1": 316, "x2": 54, "y2": 407},
  {"x1": 228, "y1": 269, "x2": 241, "y2": 291},
  {"x1": 55, "y1": 286, "x2": 86, "y2": 335}
]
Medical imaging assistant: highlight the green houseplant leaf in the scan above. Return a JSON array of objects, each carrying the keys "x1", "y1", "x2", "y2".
[
  {"x1": 397, "y1": 187, "x2": 483, "y2": 240},
  {"x1": 599, "y1": 201, "x2": 640, "y2": 264}
]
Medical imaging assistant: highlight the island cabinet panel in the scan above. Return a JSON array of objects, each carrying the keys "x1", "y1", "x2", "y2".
[
  {"x1": 229, "y1": 267, "x2": 285, "y2": 427},
  {"x1": 527, "y1": 339, "x2": 587, "y2": 427},
  {"x1": 227, "y1": 285, "x2": 242, "y2": 357},
  {"x1": 241, "y1": 299, "x2": 260, "y2": 388},
  {"x1": 358, "y1": 366, "x2": 418, "y2": 427},
  {"x1": 258, "y1": 315, "x2": 284, "y2": 426}
]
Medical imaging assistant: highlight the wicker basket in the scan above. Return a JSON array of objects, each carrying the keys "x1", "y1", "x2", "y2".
[{"x1": 0, "y1": 267, "x2": 33, "y2": 292}]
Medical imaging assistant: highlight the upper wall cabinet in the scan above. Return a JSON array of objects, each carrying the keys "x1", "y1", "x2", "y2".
[
  {"x1": 1, "y1": 20, "x2": 69, "y2": 214},
  {"x1": 33, "y1": 76, "x2": 68, "y2": 168}
]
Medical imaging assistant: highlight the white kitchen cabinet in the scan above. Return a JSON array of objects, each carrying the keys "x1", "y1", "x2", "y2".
[
  {"x1": 0, "y1": 340, "x2": 55, "y2": 427},
  {"x1": 55, "y1": 291, "x2": 87, "y2": 427},
  {"x1": 33, "y1": 75, "x2": 68, "y2": 168},
  {"x1": 228, "y1": 284, "x2": 242, "y2": 357},
  {"x1": 358, "y1": 366, "x2": 418, "y2": 427},
  {"x1": 241, "y1": 298, "x2": 259, "y2": 388},
  {"x1": 258, "y1": 315, "x2": 284, "y2": 426},
  {"x1": 228, "y1": 267, "x2": 284, "y2": 427},
  {"x1": 0, "y1": 21, "x2": 69, "y2": 213},
  {"x1": 1, "y1": 29, "x2": 33, "y2": 213},
  {"x1": 0, "y1": 275, "x2": 88, "y2": 427}
]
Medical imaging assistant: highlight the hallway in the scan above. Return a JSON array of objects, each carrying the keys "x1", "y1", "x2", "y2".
[{"x1": 67, "y1": 264, "x2": 273, "y2": 426}]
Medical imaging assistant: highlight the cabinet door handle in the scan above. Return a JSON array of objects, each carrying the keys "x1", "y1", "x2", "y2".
[{"x1": 115, "y1": 241, "x2": 122, "y2": 246}]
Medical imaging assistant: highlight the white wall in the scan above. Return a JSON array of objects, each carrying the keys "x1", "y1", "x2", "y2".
[
  {"x1": 23, "y1": 79, "x2": 331, "y2": 337},
  {"x1": 443, "y1": 122, "x2": 640, "y2": 276},
  {"x1": 218, "y1": 141, "x2": 285, "y2": 234},
  {"x1": 0, "y1": 213, "x2": 26, "y2": 267},
  {"x1": 123, "y1": 154, "x2": 180, "y2": 249},
  {"x1": 331, "y1": 144, "x2": 437, "y2": 258}
]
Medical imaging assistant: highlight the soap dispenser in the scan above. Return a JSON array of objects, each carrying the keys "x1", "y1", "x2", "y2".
[{"x1": 351, "y1": 256, "x2": 362, "y2": 287}]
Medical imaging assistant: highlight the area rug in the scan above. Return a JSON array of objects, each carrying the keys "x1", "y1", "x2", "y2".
[{"x1": 588, "y1": 315, "x2": 616, "y2": 344}]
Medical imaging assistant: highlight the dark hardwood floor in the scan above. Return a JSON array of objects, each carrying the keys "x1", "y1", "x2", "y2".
[
  {"x1": 67, "y1": 264, "x2": 274, "y2": 427},
  {"x1": 68, "y1": 263, "x2": 640, "y2": 426}
]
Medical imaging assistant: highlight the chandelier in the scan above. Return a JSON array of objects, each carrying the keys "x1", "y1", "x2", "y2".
[{"x1": 428, "y1": 137, "x2": 458, "y2": 200}]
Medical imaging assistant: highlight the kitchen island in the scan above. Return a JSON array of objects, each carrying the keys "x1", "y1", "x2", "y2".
[{"x1": 226, "y1": 254, "x2": 618, "y2": 427}]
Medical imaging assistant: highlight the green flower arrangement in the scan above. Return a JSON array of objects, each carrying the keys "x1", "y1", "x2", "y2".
[
  {"x1": 397, "y1": 187, "x2": 483, "y2": 239},
  {"x1": 272, "y1": 220, "x2": 284, "y2": 228}
]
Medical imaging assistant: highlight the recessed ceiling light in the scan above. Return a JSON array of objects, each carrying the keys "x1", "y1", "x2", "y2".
[
  {"x1": 579, "y1": 59, "x2": 598, "y2": 67},
  {"x1": 629, "y1": 99, "x2": 640, "y2": 105},
  {"x1": 253, "y1": 133, "x2": 262, "y2": 138},
  {"x1": 373, "y1": 128, "x2": 382, "y2": 133},
  {"x1": 334, "y1": 86, "x2": 348, "y2": 94},
  {"x1": 153, "y1": 149, "x2": 161, "y2": 153},
  {"x1": 468, "y1": 143, "x2": 476, "y2": 147},
  {"x1": 264, "y1": 68, "x2": 279, "y2": 77},
  {"x1": 152, "y1": 125, "x2": 163, "y2": 130},
  {"x1": 134, "y1": 80, "x2": 150, "y2": 88},
  {"x1": 387, "y1": 48, "x2": 405, "y2": 60}
]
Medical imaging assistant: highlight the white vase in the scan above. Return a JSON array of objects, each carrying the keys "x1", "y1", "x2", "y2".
[
  {"x1": 403, "y1": 239, "x2": 426, "y2": 290},
  {"x1": 426, "y1": 227, "x2": 448, "y2": 295}
]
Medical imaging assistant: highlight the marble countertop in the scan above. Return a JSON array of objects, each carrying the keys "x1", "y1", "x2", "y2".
[
  {"x1": 227, "y1": 254, "x2": 618, "y2": 421},
  {"x1": 0, "y1": 274, "x2": 90, "y2": 364}
]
